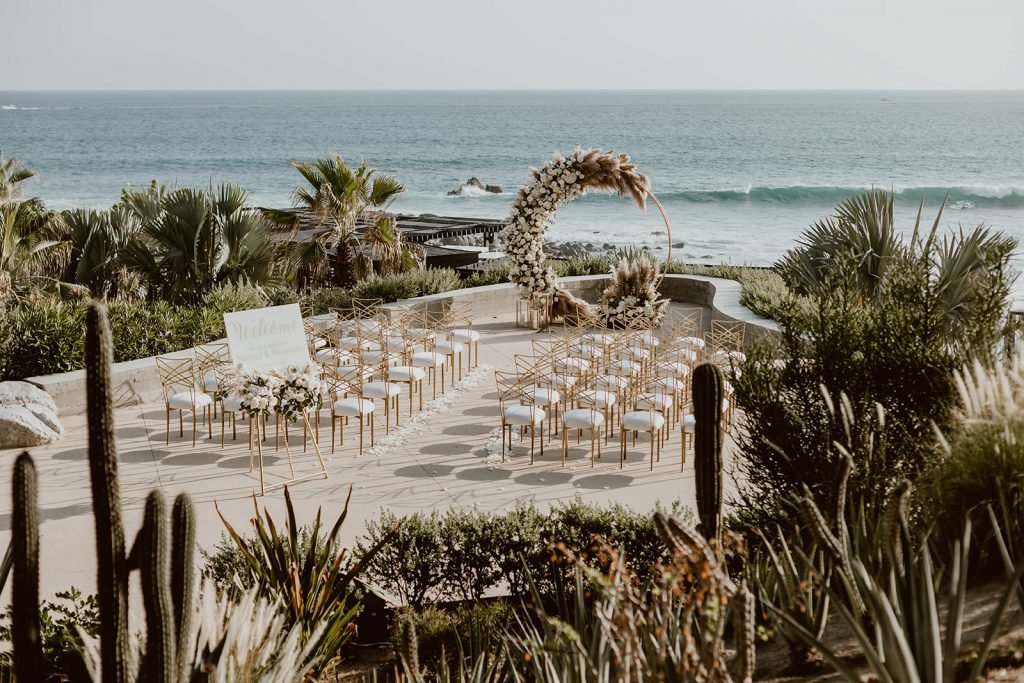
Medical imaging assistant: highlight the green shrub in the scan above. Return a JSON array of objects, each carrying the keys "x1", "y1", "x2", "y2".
[
  {"x1": 299, "y1": 287, "x2": 352, "y2": 315},
  {"x1": 0, "y1": 587, "x2": 100, "y2": 675},
  {"x1": 558, "y1": 253, "x2": 612, "y2": 277},
  {"x1": 356, "y1": 499, "x2": 692, "y2": 608},
  {"x1": 463, "y1": 264, "x2": 510, "y2": 288},
  {"x1": 202, "y1": 282, "x2": 270, "y2": 315},
  {"x1": 0, "y1": 302, "x2": 87, "y2": 379},
  {"x1": 352, "y1": 268, "x2": 463, "y2": 303},
  {"x1": 734, "y1": 192, "x2": 1016, "y2": 518}
]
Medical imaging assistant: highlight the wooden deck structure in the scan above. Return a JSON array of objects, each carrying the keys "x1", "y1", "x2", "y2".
[{"x1": 259, "y1": 208, "x2": 506, "y2": 270}]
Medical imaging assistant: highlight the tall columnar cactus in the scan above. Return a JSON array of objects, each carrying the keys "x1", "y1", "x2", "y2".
[
  {"x1": 138, "y1": 491, "x2": 175, "y2": 683},
  {"x1": 170, "y1": 494, "x2": 196, "y2": 680},
  {"x1": 692, "y1": 362, "x2": 725, "y2": 546},
  {"x1": 12, "y1": 452, "x2": 45, "y2": 682},
  {"x1": 85, "y1": 302, "x2": 131, "y2": 683}
]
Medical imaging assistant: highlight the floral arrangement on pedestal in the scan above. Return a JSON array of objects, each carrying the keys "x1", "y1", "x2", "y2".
[
  {"x1": 276, "y1": 364, "x2": 326, "y2": 422},
  {"x1": 216, "y1": 364, "x2": 324, "y2": 421},
  {"x1": 600, "y1": 249, "x2": 670, "y2": 328},
  {"x1": 502, "y1": 148, "x2": 672, "y2": 325}
]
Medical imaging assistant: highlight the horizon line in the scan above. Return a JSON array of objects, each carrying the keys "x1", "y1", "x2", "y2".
[{"x1": 2, "y1": 87, "x2": 1024, "y2": 93}]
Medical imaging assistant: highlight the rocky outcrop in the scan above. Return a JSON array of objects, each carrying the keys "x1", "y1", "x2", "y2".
[
  {"x1": 0, "y1": 381, "x2": 64, "y2": 448},
  {"x1": 447, "y1": 177, "x2": 502, "y2": 196}
]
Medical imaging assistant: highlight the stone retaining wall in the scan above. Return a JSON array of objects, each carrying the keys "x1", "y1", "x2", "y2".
[{"x1": 27, "y1": 275, "x2": 777, "y2": 416}]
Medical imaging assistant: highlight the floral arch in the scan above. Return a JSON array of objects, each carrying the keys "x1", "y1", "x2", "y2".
[{"x1": 501, "y1": 148, "x2": 672, "y2": 325}]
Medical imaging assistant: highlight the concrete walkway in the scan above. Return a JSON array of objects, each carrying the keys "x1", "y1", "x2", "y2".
[{"x1": 0, "y1": 305, "x2": 734, "y2": 598}]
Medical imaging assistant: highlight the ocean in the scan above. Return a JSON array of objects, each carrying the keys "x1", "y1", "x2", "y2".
[{"x1": 2, "y1": 90, "x2": 1023, "y2": 266}]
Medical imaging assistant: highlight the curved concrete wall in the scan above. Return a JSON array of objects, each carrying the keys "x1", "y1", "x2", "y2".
[{"x1": 28, "y1": 275, "x2": 777, "y2": 415}]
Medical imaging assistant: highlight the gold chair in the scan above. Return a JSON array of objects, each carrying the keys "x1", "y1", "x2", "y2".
[
  {"x1": 196, "y1": 343, "x2": 231, "y2": 417},
  {"x1": 155, "y1": 356, "x2": 213, "y2": 446},
  {"x1": 324, "y1": 364, "x2": 375, "y2": 456},
  {"x1": 495, "y1": 371, "x2": 545, "y2": 463}
]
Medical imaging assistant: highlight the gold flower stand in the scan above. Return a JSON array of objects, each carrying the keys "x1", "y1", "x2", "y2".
[{"x1": 248, "y1": 410, "x2": 329, "y2": 496}]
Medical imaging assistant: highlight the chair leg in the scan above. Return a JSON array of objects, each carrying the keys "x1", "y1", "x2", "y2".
[
  {"x1": 192, "y1": 409, "x2": 198, "y2": 447},
  {"x1": 331, "y1": 416, "x2": 336, "y2": 454},
  {"x1": 166, "y1": 409, "x2": 170, "y2": 445},
  {"x1": 650, "y1": 431, "x2": 655, "y2": 471},
  {"x1": 530, "y1": 424, "x2": 535, "y2": 465},
  {"x1": 179, "y1": 411, "x2": 184, "y2": 438},
  {"x1": 358, "y1": 417, "x2": 364, "y2": 455}
]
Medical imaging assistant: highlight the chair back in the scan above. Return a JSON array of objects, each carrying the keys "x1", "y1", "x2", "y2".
[
  {"x1": 708, "y1": 320, "x2": 745, "y2": 354},
  {"x1": 155, "y1": 356, "x2": 199, "y2": 403}
]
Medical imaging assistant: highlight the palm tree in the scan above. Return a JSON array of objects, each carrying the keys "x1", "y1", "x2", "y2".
[
  {"x1": 121, "y1": 183, "x2": 278, "y2": 303},
  {"x1": 0, "y1": 152, "x2": 37, "y2": 202},
  {"x1": 61, "y1": 207, "x2": 142, "y2": 299},
  {"x1": 0, "y1": 154, "x2": 67, "y2": 301},
  {"x1": 288, "y1": 154, "x2": 407, "y2": 287}
]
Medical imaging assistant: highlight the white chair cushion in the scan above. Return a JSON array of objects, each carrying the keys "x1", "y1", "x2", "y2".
[
  {"x1": 333, "y1": 397, "x2": 375, "y2": 417},
  {"x1": 435, "y1": 340, "x2": 465, "y2": 354},
  {"x1": 315, "y1": 348, "x2": 338, "y2": 363},
  {"x1": 203, "y1": 374, "x2": 219, "y2": 392},
  {"x1": 169, "y1": 391, "x2": 213, "y2": 410},
  {"x1": 363, "y1": 381, "x2": 402, "y2": 399},
  {"x1": 222, "y1": 395, "x2": 244, "y2": 411},
  {"x1": 678, "y1": 336, "x2": 705, "y2": 349},
  {"x1": 452, "y1": 328, "x2": 480, "y2": 342},
  {"x1": 713, "y1": 349, "x2": 746, "y2": 363},
  {"x1": 525, "y1": 387, "x2": 560, "y2": 406},
  {"x1": 389, "y1": 365, "x2": 426, "y2": 382},
  {"x1": 722, "y1": 398, "x2": 731, "y2": 412},
  {"x1": 412, "y1": 351, "x2": 446, "y2": 368},
  {"x1": 636, "y1": 393, "x2": 673, "y2": 411},
  {"x1": 681, "y1": 414, "x2": 697, "y2": 432},
  {"x1": 310, "y1": 337, "x2": 328, "y2": 350},
  {"x1": 503, "y1": 404, "x2": 545, "y2": 426},
  {"x1": 622, "y1": 410, "x2": 666, "y2": 431},
  {"x1": 563, "y1": 408, "x2": 605, "y2": 430},
  {"x1": 578, "y1": 389, "x2": 617, "y2": 408}
]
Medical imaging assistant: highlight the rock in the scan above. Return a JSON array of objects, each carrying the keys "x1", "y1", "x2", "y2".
[
  {"x1": 447, "y1": 177, "x2": 502, "y2": 196},
  {"x1": 0, "y1": 381, "x2": 64, "y2": 447},
  {"x1": 672, "y1": 242, "x2": 686, "y2": 249},
  {"x1": 0, "y1": 381, "x2": 57, "y2": 414}
]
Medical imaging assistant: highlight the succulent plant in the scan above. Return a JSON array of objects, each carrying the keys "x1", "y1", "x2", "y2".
[{"x1": 693, "y1": 362, "x2": 725, "y2": 546}]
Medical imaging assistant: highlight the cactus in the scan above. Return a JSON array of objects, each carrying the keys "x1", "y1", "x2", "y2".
[
  {"x1": 12, "y1": 452, "x2": 45, "y2": 682},
  {"x1": 399, "y1": 610, "x2": 420, "y2": 678},
  {"x1": 85, "y1": 302, "x2": 131, "y2": 683},
  {"x1": 692, "y1": 362, "x2": 725, "y2": 546},
  {"x1": 170, "y1": 494, "x2": 196, "y2": 680},
  {"x1": 136, "y1": 491, "x2": 176, "y2": 683},
  {"x1": 734, "y1": 580, "x2": 756, "y2": 683}
]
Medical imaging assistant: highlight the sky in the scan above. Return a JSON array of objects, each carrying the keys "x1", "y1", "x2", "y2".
[{"x1": 2, "y1": 0, "x2": 1023, "y2": 90}]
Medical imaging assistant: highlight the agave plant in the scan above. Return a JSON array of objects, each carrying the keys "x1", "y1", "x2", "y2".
[
  {"x1": 289, "y1": 154, "x2": 408, "y2": 287},
  {"x1": 752, "y1": 526, "x2": 831, "y2": 671},
  {"x1": 216, "y1": 485, "x2": 395, "y2": 671}
]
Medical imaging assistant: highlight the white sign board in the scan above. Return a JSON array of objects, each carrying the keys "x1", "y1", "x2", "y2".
[{"x1": 224, "y1": 304, "x2": 311, "y2": 374}]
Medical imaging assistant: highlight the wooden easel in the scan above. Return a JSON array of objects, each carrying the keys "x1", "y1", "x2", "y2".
[{"x1": 248, "y1": 410, "x2": 329, "y2": 496}]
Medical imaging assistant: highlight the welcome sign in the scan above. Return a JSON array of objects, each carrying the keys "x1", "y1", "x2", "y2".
[{"x1": 224, "y1": 304, "x2": 311, "y2": 373}]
